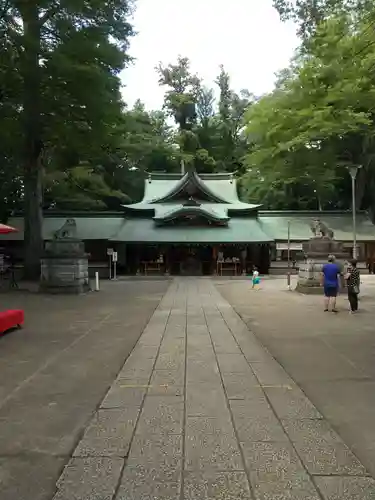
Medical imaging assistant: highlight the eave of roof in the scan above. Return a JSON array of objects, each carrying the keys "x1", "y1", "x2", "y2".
[
  {"x1": 111, "y1": 218, "x2": 274, "y2": 243},
  {"x1": 153, "y1": 205, "x2": 229, "y2": 225},
  {"x1": 2, "y1": 211, "x2": 375, "y2": 243}
]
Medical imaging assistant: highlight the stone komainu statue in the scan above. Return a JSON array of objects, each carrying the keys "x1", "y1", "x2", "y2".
[
  {"x1": 310, "y1": 219, "x2": 334, "y2": 239},
  {"x1": 53, "y1": 218, "x2": 78, "y2": 239}
]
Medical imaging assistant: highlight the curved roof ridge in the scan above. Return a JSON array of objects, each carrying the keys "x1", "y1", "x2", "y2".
[
  {"x1": 153, "y1": 204, "x2": 229, "y2": 223},
  {"x1": 199, "y1": 172, "x2": 235, "y2": 180},
  {"x1": 146, "y1": 171, "x2": 235, "y2": 181},
  {"x1": 147, "y1": 172, "x2": 184, "y2": 181},
  {"x1": 149, "y1": 170, "x2": 230, "y2": 204}
]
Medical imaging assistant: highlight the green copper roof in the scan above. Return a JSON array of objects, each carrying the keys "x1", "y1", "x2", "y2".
[
  {"x1": 153, "y1": 205, "x2": 229, "y2": 224},
  {"x1": 111, "y1": 218, "x2": 273, "y2": 243},
  {"x1": 1, "y1": 212, "x2": 375, "y2": 243},
  {"x1": 149, "y1": 171, "x2": 229, "y2": 204},
  {"x1": 134, "y1": 171, "x2": 260, "y2": 210},
  {"x1": 0, "y1": 216, "x2": 125, "y2": 241},
  {"x1": 124, "y1": 201, "x2": 258, "y2": 214},
  {"x1": 258, "y1": 212, "x2": 375, "y2": 241}
]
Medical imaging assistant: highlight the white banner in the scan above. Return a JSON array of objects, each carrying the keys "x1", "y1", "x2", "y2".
[{"x1": 276, "y1": 242, "x2": 303, "y2": 251}]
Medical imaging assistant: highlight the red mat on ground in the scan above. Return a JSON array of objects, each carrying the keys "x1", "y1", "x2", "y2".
[{"x1": 0, "y1": 310, "x2": 24, "y2": 334}]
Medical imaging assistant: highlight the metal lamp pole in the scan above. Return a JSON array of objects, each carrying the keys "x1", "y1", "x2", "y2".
[
  {"x1": 348, "y1": 166, "x2": 361, "y2": 260},
  {"x1": 287, "y1": 220, "x2": 291, "y2": 290}
]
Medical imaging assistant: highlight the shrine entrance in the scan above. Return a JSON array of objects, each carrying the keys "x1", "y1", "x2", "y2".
[
  {"x1": 168, "y1": 246, "x2": 213, "y2": 276},
  {"x1": 180, "y1": 254, "x2": 202, "y2": 276},
  {"x1": 124, "y1": 243, "x2": 271, "y2": 276}
]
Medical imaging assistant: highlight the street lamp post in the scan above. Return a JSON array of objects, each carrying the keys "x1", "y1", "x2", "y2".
[
  {"x1": 348, "y1": 166, "x2": 362, "y2": 260},
  {"x1": 287, "y1": 220, "x2": 291, "y2": 290}
]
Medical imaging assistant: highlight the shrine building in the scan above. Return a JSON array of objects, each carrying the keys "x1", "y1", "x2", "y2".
[{"x1": 2, "y1": 169, "x2": 375, "y2": 276}]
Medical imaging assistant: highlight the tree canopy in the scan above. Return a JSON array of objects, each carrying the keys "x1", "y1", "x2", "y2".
[
  {"x1": 272, "y1": 0, "x2": 373, "y2": 40},
  {"x1": 242, "y1": 4, "x2": 375, "y2": 212},
  {"x1": 156, "y1": 57, "x2": 252, "y2": 174},
  {"x1": 0, "y1": 0, "x2": 136, "y2": 276}
]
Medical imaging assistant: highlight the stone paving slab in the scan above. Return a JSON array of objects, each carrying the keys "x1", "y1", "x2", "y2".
[
  {"x1": 249, "y1": 359, "x2": 295, "y2": 385},
  {"x1": 126, "y1": 433, "x2": 183, "y2": 469},
  {"x1": 183, "y1": 471, "x2": 251, "y2": 500},
  {"x1": 149, "y1": 369, "x2": 185, "y2": 396},
  {"x1": 264, "y1": 386, "x2": 322, "y2": 419},
  {"x1": 186, "y1": 415, "x2": 234, "y2": 436},
  {"x1": 217, "y1": 353, "x2": 254, "y2": 373},
  {"x1": 231, "y1": 403, "x2": 288, "y2": 442},
  {"x1": 116, "y1": 465, "x2": 181, "y2": 500},
  {"x1": 155, "y1": 352, "x2": 185, "y2": 371},
  {"x1": 282, "y1": 419, "x2": 368, "y2": 475},
  {"x1": 241, "y1": 440, "x2": 308, "y2": 483},
  {"x1": 315, "y1": 476, "x2": 375, "y2": 500},
  {"x1": 136, "y1": 396, "x2": 184, "y2": 435},
  {"x1": 221, "y1": 371, "x2": 259, "y2": 399},
  {"x1": 186, "y1": 383, "x2": 228, "y2": 417},
  {"x1": 115, "y1": 356, "x2": 155, "y2": 380},
  {"x1": 52, "y1": 279, "x2": 375, "y2": 500},
  {"x1": 100, "y1": 379, "x2": 148, "y2": 408},
  {"x1": 73, "y1": 408, "x2": 139, "y2": 457},
  {"x1": 252, "y1": 477, "x2": 321, "y2": 500},
  {"x1": 185, "y1": 428, "x2": 243, "y2": 472},
  {"x1": 186, "y1": 361, "x2": 221, "y2": 384},
  {"x1": 159, "y1": 337, "x2": 185, "y2": 354},
  {"x1": 54, "y1": 458, "x2": 123, "y2": 500}
]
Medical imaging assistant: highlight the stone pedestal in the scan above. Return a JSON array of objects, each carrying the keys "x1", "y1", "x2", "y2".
[
  {"x1": 296, "y1": 237, "x2": 348, "y2": 294},
  {"x1": 40, "y1": 239, "x2": 90, "y2": 294}
]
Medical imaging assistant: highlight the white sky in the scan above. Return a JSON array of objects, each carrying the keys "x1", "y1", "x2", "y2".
[{"x1": 121, "y1": 0, "x2": 299, "y2": 110}]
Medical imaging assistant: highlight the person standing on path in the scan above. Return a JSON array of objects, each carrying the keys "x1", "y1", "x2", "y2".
[
  {"x1": 321, "y1": 254, "x2": 342, "y2": 313},
  {"x1": 345, "y1": 259, "x2": 360, "y2": 313},
  {"x1": 252, "y1": 266, "x2": 260, "y2": 290}
]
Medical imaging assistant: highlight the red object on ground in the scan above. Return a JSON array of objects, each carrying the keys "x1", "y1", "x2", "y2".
[
  {"x1": 0, "y1": 223, "x2": 18, "y2": 235},
  {"x1": 0, "y1": 310, "x2": 24, "y2": 334}
]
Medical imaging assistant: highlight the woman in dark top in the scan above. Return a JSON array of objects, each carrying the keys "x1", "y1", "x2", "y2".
[{"x1": 345, "y1": 259, "x2": 361, "y2": 313}]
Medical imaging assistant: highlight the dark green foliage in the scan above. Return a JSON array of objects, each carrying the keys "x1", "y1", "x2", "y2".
[
  {"x1": 242, "y1": 5, "x2": 375, "y2": 211},
  {"x1": 0, "y1": 0, "x2": 135, "y2": 276},
  {"x1": 157, "y1": 57, "x2": 253, "y2": 174}
]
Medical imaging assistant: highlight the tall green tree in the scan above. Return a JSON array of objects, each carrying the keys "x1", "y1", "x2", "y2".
[
  {"x1": 156, "y1": 58, "x2": 252, "y2": 175},
  {"x1": 214, "y1": 66, "x2": 252, "y2": 173},
  {"x1": 0, "y1": 0, "x2": 134, "y2": 278},
  {"x1": 42, "y1": 99, "x2": 180, "y2": 208},
  {"x1": 99, "y1": 101, "x2": 180, "y2": 202},
  {"x1": 157, "y1": 56, "x2": 217, "y2": 172},
  {"x1": 243, "y1": 9, "x2": 375, "y2": 211}
]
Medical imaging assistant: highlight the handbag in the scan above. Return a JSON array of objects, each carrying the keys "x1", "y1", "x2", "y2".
[{"x1": 353, "y1": 285, "x2": 360, "y2": 294}]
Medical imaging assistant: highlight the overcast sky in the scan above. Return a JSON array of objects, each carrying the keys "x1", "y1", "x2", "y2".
[{"x1": 121, "y1": 0, "x2": 299, "y2": 110}]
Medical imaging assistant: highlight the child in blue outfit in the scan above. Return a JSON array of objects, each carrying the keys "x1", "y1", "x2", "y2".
[{"x1": 252, "y1": 266, "x2": 260, "y2": 289}]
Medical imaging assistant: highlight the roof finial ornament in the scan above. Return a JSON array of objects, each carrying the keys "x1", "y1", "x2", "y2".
[{"x1": 183, "y1": 196, "x2": 201, "y2": 207}]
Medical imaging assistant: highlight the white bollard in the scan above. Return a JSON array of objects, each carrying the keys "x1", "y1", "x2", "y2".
[{"x1": 95, "y1": 271, "x2": 100, "y2": 291}]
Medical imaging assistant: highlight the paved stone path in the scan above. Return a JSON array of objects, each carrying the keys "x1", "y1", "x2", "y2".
[
  {"x1": 53, "y1": 279, "x2": 375, "y2": 500},
  {"x1": 0, "y1": 280, "x2": 169, "y2": 500}
]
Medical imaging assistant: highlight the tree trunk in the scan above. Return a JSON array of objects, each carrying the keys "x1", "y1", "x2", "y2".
[
  {"x1": 24, "y1": 164, "x2": 43, "y2": 279},
  {"x1": 21, "y1": 5, "x2": 43, "y2": 280}
]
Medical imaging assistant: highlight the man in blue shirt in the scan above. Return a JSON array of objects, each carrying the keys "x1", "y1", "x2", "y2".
[{"x1": 321, "y1": 255, "x2": 342, "y2": 313}]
